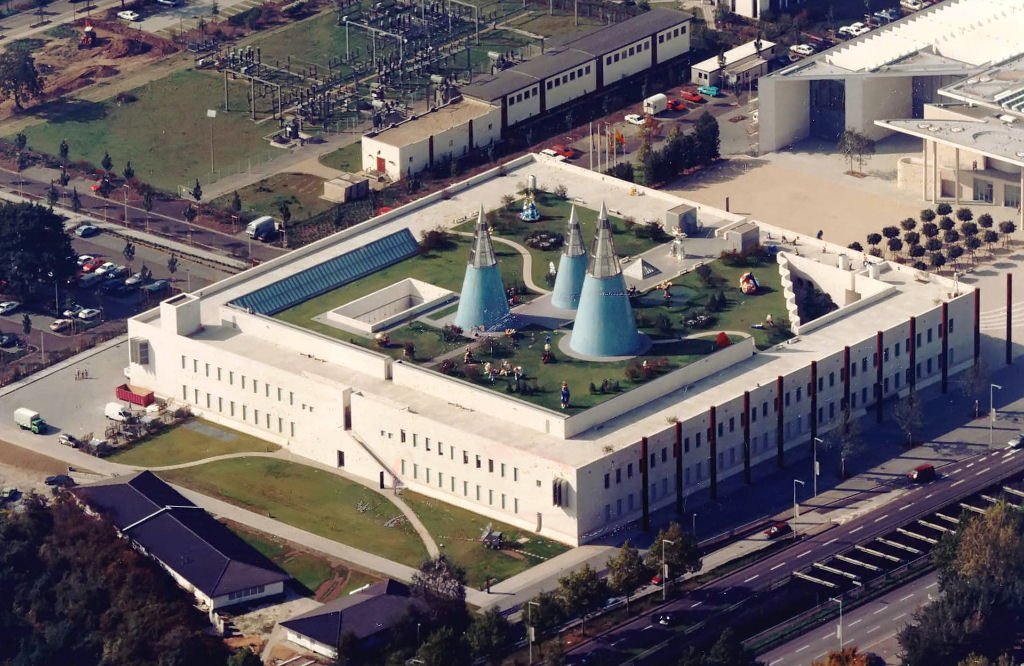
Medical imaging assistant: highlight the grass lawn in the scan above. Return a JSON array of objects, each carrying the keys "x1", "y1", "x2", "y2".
[
  {"x1": 161, "y1": 457, "x2": 428, "y2": 567},
  {"x1": 227, "y1": 520, "x2": 381, "y2": 600},
  {"x1": 20, "y1": 70, "x2": 275, "y2": 192},
  {"x1": 253, "y1": 12, "x2": 371, "y2": 72},
  {"x1": 467, "y1": 192, "x2": 661, "y2": 287},
  {"x1": 318, "y1": 140, "x2": 363, "y2": 172},
  {"x1": 400, "y1": 491, "x2": 569, "y2": 589},
  {"x1": 107, "y1": 418, "x2": 280, "y2": 467},
  {"x1": 210, "y1": 172, "x2": 334, "y2": 221},
  {"x1": 500, "y1": 11, "x2": 604, "y2": 37}
]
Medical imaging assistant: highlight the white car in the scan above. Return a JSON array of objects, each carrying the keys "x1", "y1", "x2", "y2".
[
  {"x1": 624, "y1": 113, "x2": 645, "y2": 126},
  {"x1": 49, "y1": 318, "x2": 74, "y2": 332},
  {"x1": 77, "y1": 308, "x2": 102, "y2": 321},
  {"x1": 838, "y1": 22, "x2": 865, "y2": 36},
  {"x1": 789, "y1": 44, "x2": 815, "y2": 56},
  {"x1": 77, "y1": 255, "x2": 95, "y2": 267},
  {"x1": 0, "y1": 301, "x2": 19, "y2": 315},
  {"x1": 93, "y1": 262, "x2": 116, "y2": 277},
  {"x1": 539, "y1": 148, "x2": 560, "y2": 158},
  {"x1": 849, "y1": 25, "x2": 872, "y2": 36},
  {"x1": 117, "y1": 9, "x2": 140, "y2": 20},
  {"x1": 1008, "y1": 434, "x2": 1023, "y2": 449},
  {"x1": 900, "y1": 0, "x2": 925, "y2": 10}
]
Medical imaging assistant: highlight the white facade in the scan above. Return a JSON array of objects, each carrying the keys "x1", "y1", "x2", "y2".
[
  {"x1": 543, "y1": 62, "x2": 598, "y2": 111},
  {"x1": 127, "y1": 157, "x2": 978, "y2": 547},
  {"x1": 285, "y1": 629, "x2": 336, "y2": 659},
  {"x1": 691, "y1": 39, "x2": 775, "y2": 89}
]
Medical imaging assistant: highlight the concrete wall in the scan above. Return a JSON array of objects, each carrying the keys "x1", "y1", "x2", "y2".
[
  {"x1": 759, "y1": 75, "x2": 810, "y2": 152},
  {"x1": 285, "y1": 630, "x2": 337, "y2": 660},
  {"x1": 846, "y1": 75, "x2": 913, "y2": 142}
]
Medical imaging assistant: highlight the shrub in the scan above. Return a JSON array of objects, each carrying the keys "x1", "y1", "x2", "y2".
[
  {"x1": 553, "y1": 184, "x2": 568, "y2": 200},
  {"x1": 420, "y1": 226, "x2": 454, "y2": 252},
  {"x1": 936, "y1": 202, "x2": 952, "y2": 215},
  {"x1": 695, "y1": 263, "x2": 714, "y2": 286}
]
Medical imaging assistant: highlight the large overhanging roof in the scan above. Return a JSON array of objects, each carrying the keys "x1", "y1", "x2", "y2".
[
  {"x1": 876, "y1": 117, "x2": 1024, "y2": 168},
  {"x1": 940, "y1": 55, "x2": 1024, "y2": 117}
]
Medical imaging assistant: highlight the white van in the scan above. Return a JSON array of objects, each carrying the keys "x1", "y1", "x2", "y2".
[{"x1": 104, "y1": 402, "x2": 133, "y2": 422}]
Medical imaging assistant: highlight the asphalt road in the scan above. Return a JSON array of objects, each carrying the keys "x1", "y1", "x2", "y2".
[
  {"x1": 759, "y1": 571, "x2": 938, "y2": 665},
  {"x1": 566, "y1": 448, "x2": 1024, "y2": 664}
]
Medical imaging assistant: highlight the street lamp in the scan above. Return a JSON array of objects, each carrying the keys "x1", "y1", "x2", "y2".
[
  {"x1": 527, "y1": 600, "x2": 540, "y2": 664},
  {"x1": 830, "y1": 596, "x2": 843, "y2": 654},
  {"x1": 661, "y1": 538, "x2": 676, "y2": 601},
  {"x1": 793, "y1": 480, "x2": 805, "y2": 540},
  {"x1": 990, "y1": 383, "x2": 1003, "y2": 447},
  {"x1": 692, "y1": 511, "x2": 697, "y2": 538},
  {"x1": 813, "y1": 436, "x2": 823, "y2": 498},
  {"x1": 207, "y1": 109, "x2": 218, "y2": 176}
]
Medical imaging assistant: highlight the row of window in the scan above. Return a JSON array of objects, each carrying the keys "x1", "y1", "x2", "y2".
[
  {"x1": 180, "y1": 355, "x2": 311, "y2": 411},
  {"x1": 656, "y1": 25, "x2": 687, "y2": 45},
  {"x1": 507, "y1": 85, "x2": 539, "y2": 107},
  {"x1": 226, "y1": 585, "x2": 266, "y2": 601},
  {"x1": 401, "y1": 459, "x2": 520, "y2": 513},
  {"x1": 393, "y1": 429, "x2": 521, "y2": 481},
  {"x1": 545, "y1": 65, "x2": 592, "y2": 91},
  {"x1": 183, "y1": 385, "x2": 297, "y2": 438},
  {"x1": 605, "y1": 40, "x2": 650, "y2": 66}
]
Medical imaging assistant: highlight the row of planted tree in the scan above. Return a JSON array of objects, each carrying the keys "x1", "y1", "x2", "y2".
[{"x1": 849, "y1": 204, "x2": 1017, "y2": 272}]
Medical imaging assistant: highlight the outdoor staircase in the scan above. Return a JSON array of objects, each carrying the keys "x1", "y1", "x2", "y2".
[{"x1": 776, "y1": 251, "x2": 802, "y2": 331}]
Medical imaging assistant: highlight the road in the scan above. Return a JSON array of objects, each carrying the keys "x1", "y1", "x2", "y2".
[
  {"x1": 566, "y1": 448, "x2": 1024, "y2": 664},
  {"x1": 759, "y1": 572, "x2": 937, "y2": 665}
]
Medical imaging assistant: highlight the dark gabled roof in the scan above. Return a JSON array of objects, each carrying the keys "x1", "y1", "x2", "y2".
[
  {"x1": 74, "y1": 471, "x2": 290, "y2": 599},
  {"x1": 461, "y1": 8, "x2": 690, "y2": 102},
  {"x1": 280, "y1": 579, "x2": 425, "y2": 647}
]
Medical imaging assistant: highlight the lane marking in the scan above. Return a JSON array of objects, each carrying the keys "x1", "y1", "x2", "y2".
[
  {"x1": 926, "y1": 493, "x2": 933, "y2": 499},
  {"x1": 966, "y1": 463, "x2": 975, "y2": 468},
  {"x1": 867, "y1": 625, "x2": 880, "y2": 633},
  {"x1": 874, "y1": 514, "x2": 889, "y2": 523},
  {"x1": 849, "y1": 618, "x2": 863, "y2": 627},
  {"x1": 926, "y1": 581, "x2": 938, "y2": 589},
  {"x1": 642, "y1": 625, "x2": 653, "y2": 631},
  {"x1": 893, "y1": 613, "x2": 907, "y2": 621},
  {"x1": 691, "y1": 601, "x2": 703, "y2": 608},
  {"x1": 771, "y1": 563, "x2": 786, "y2": 571},
  {"x1": 744, "y1": 574, "x2": 759, "y2": 583},
  {"x1": 899, "y1": 504, "x2": 911, "y2": 511},
  {"x1": 850, "y1": 525, "x2": 863, "y2": 534},
  {"x1": 952, "y1": 479, "x2": 965, "y2": 487},
  {"x1": 824, "y1": 538, "x2": 838, "y2": 546},
  {"x1": 900, "y1": 594, "x2": 914, "y2": 602},
  {"x1": 952, "y1": 468, "x2": 962, "y2": 474},
  {"x1": 797, "y1": 549, "x2": 811, "y2": 558},
  {"x1": 796, "y1": 645, "x2": 809, "y2": 654},
  {"x1": 873, "y1": 607, "x2": 887, "y2": 615}
]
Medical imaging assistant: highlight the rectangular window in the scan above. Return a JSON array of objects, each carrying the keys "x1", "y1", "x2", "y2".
[
  {"x1": 476, "y1": 455, "x2": 482, "y2": 469},
  {"x1": 401, "y1": 430, "x2": 407, "y2": 443},
  {"x1": 787, "y1": 391, "x2": 793, "y2": 405},
  {"x1": 463, "y1": 481, "x2": 468, "y2": 496},
  {"x1": 501, "y1": 494, "x2": 507, "y2": 510},
  {"x1": 546, "y1": 81, "x2": 552, "y2": 90},
  {"x1": 851, "y1": 363, "x2": 857, "y2": 377},
  {"x1": 180, "y1": 355, "x2": 186, "y2": 369},
  {"x1": 463, "y1": 450, "x2": 469, "y2": 464},
  {"x1": 949, "y1": 318, "x2": 955, "y2": 333},
  {"x1": 488, "y1": 459, "x2": 494, "y2": 473},
  {"x1": 515, "y1": 498, "x2": 520, "y2": 513},
  {"x1": 762, "y1": 402, "x2": 768, "y2": 417},
  {"x1": 229, "y1": 371, "x2": 235, "y2": 385},
  {"x1": 241, "y1": 375, "x2": 246, "y2": 390},
  {"x1": 927, "y1": 329, "x2": 933, "y2": 343},
  {"x1": 253, "y1": 379, "x2": 258, "y2": 394},
  {"x1": 650, "y1": 453, "x2": 656, "y2": 468},
  {"x1": 604, "y1": 473, "x2": 610, "y2": 489},
  {"x1": 438, "y1": 472, "x2": 444, "y2": 488},
  {"x1": 230, "y1": 401, "x2": 235, "y2": 416},
  {"x1": 413, "y1": 464, "x2": 419, "y2": 479},
  {"x1": 476, "y1": 485, "x2": 481, "y2": 501},
  {"x1": 401, "y1": 460, "x2": 406, "y2": 475},
  {"x1": 218, "y1": 397, "x2": 223, "y2": 412},
  {"x1": 290, "y1": 422, "x2": 295, "y2": 437},
  {"x1": 696, "y1": 432, "x2": 702, "y2": 448},
  {"x1": 425, "y1": 438, "x2": 431, "y2": 452},
  {"x1": 514, "y1": 467, "x2": 519, "y2": 482},
  {"x1": 182, "y1": 384, "x2": 187, "y2": 400},
  {"x1": 729, "y1": 417, "x2": 735, "y2": 432},
  {"x1": 627, "y1": 463, "x2": 633, "y2": 479},
  {"x1": 242, "y1": 405, "x2": 247, "y2": 420},
  {"x1": 500, "y1": 463, "x2": 506, "y2": 478},
  {"x1": 616, "y1": 468, "x2": 622, "y2": 483},
  {"x1": 862, "y1": 358, "x2": 868, "y2": 372},
  {"x1": 661, "y1": 447, "x2": 667, "y2": 463},
  {"x1": 829, "y1": 372, "x2": 835, "y2": 387}
]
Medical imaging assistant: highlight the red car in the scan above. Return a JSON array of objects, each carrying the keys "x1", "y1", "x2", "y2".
[
  {"x1": 680, "y1": 90, "x2": 703, "y2": 103},
  {"x1": 666, "y1": 99, "x2": 686, "y2": 112},
  {"x1": 765, "y1": 521, "x2": 792, "y2": 539},
  {"x1": 82, "y1": 258, "x2": 105, "y2": 273},
  {"x1": 550, "y1": 144, "x2": 579, "y2": 159}
]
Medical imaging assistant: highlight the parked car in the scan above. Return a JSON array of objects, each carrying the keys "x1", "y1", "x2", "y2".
[
  {"x1": 874, "y1": 7, "x2": 901, "y2": 22},
  {"x1": 1009, "y1": 434, "x2": 1023, "y2": 449},
  {"x1": 653, "y1": 612, "x2": 680, "y2": 626},
  {"x1": 81, "y1": 258, "x2": 105, "y2": 273},
  {"x1": 900, "y1": 0, "x2": 925, "y2": 10},
  {"x1": 789, "y1": 44, "x2": 816, "y2": 56},
  {"x1": 838, "y1": 22, "x2": 866, "y2": 36},
  {"x1": 49, "y1": 318, "x2": 74, "y2": 332},
  {"x1": 681, "y1": 90, "x2": 703, "y2": 103},
  {"x1": 765, "y1": 521, "x2": 792, "y2": 539},
  {"x1": 58, "y1": 434, "x2": 80, "y2": 448},
  {"x1": 77, "y1": 308, "x2": 102, "y2": 321},
  {"x1": 0, "y1": 486, "x2": 16, "y2": 501},
  {"x1": 697, "y1": 85, "x2": 719, "y2": 97},
  {"x1": 125, "y1": 271, "x2": 149, "y2": 286},
  {"x1": 666, "y1": 99, "x2": 686, "y2": 111},
  {"x1": 0, "y1": 301, "x2": 19, "y2": 315},
  {"x1": 849, "y1": 24, "x2": 871, "y2": 36},
  {"x1": 75, "y1": 225, "x2": 100, "y2": 238},
  {"x1": 143, "y1": 280, "x2": 171, "y2": 296},
  {"x1": 62, "y1": 304, "x2": 84, "y2": 318},
  {"x1": 77, "y1": 254, "x2": 95, "y2": 267},
  {"x1": 45, "y1": 474, "x2": 75, "y2": 488},
  {"x1": 550, "y1": 144, "x2": 579, "y2": 159},
  {"x1": 117, "y1": 9, "x2": 140, "y2": 20},
  {"x1": 93, "y1": 262, "x2": 117, "y2": 277},
  {"x1": 105, "y1": 265, "x2": 128, "y2": 280},
  {"x1": 539, "y1": 148, "x2": 561, "y2": 158},
  {"x1": 624, "y1": 113, "x2": 645, "y2": 126}
]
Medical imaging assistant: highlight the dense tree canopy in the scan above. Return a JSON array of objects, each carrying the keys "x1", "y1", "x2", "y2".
[
  {"x1": 0, "y1": 201, "x2": 76, "y2": 301},
  {"x1": 0, "y1": 495, "x2": 227, "y2": 665},
  {"x1": 0, "y1": 49, "x2": 44, "y2": 110}
]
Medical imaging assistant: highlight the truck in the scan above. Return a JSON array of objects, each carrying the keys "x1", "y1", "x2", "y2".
[
  {"x1": 14, "y1": 408, "x2": 46, "y2": 434},
  {"x1": 246, "y1": 215, "x2": 276, "y2": 240},
  {"x1": 105, "y1": 402, "x2": 133, "y2": 422},
  {"x1": 642, "y1": 93, "x2": 667, "y2": 116}
]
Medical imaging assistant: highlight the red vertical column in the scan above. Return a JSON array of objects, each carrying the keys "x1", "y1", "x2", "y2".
[
  {"x1": 974, "y1": 288, "x2": 981, "y2": 364},
  {"x1": 708, "y1": 406, "x2": 718, "y2": 501},
  {"x1": 640, "y1": 436, "x2": 650, "y2": 532},
  {"x1": 776, "y1": 376, "x2": 785, "y2": 468},
  {"x1": 674, "y1": 421, "x2": 683, "y2": 515},
  {"x1": 742, "y1": 391, "x2": 751, "y2": 485},
  {"x1": 809, "y1": 361, "x2": 818, "y2": 453},
  {"x1": 909, "y1": 316, "x2": 917, "y2": 392},
  {"x1": 941, "y1": 302, "x2": 949, "y2": 393},
  {"x1": 1007, "y1": 273, "x2": 1013, "y2": 366},
  {"x1": 876, "y1": 331, "x2": 884, "y2": 423}
]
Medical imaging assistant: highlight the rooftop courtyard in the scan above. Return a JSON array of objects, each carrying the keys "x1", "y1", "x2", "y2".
[{"x1": 273, "y1": 195, "x2": 792, "y2": 413}]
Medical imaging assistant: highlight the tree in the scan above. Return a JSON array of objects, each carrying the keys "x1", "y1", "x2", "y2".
[
  {"x1": 887, "y1": 237, "x2": 903, "y2": 257},
  {"x1": 646, "y1": 522, "x2": 701, "y2": 582},
  {"x1": 965, "y1": 235, "x2": 982, "y2": 261},
  {"x1": 227, "y1": 647, "x2": 263, "y2": 666},
  {"x1": 956, "y1": 207, "x2": 974, "y2": 223},
  {"x1": 70, "y1": 187, "x2": 81, "y2": 213},
  {"x1": 694, "y1": 112, "x2": 720, "y2": 163},
  {"x1": 708, "y1": 627, "x2": 761, "y2": 666},
  {"x1": 920, "y1": 208, "x2": 936, "y2": 224},
  {"x1": 167, "y1": 255, "x2": 179, "y2": 275},
  {"x1": 960, "y1": 221, "x2": 978, "y2": 238},
  {"x1": 0, "y1": 202, "x2": 75, "y2": 300},
  {"x1": 334, "y1": 631, "x2": 364, "y2": 666},
  {"x1": 837, "y1": 130, "x2": 875, "y2": 173},
  {"x1": 949, "y1": 244, "x2": 964, "y2": 267},
  {"x1": 416, "y1": 626, "x2": 471, "y2": 666},
  {"x1": 122, "y1": 161, "x2": 134, "y2": 182},
  {"x1": 899, "y1": 217, "x2": 916, "y2": 232},
  {"x1": 866, "y1": 233, "x2": 882, "y2": 250},
  {"x1": 13, "y1": 131, "x2": 26, "y2": 151},
  {"x1": 183, "y1": 204, "x2": 197, "y2": 223},
  {"x1": 143, "y1": 189, "x2": 153, "y2": 226},
  {"x1": 998, "y1": 220, "x2": 1016, "y2": 247},
  {"x1": 830, "y1": 406, "x2": 861, "y2": 478},
  {"x1": 278, "y1": 200, "x2": 292, "y2": 227},
  {"x1": 465, "y1": 607, "x2": 513, "y2": 664},
  {"x1": 944, "y1": 229, "x2": 960, "y2": 245},
  {"x1": 847, "y1": 241, "x2": 863, "y2": 252},
  {"x1": 908, "y1": 243, "x2": 925, "y2": 259},
  {"x1": 881, "y1": 226, "x2": 899, "y2": 242},
  {"x1": 526, "y1": 590, "x2": 566, "y2": 640},
  {"x1": 412, "y1": 553, "x2": 468, "y2": 628},
  {"x1": 921, "y1": 221, "x2": 939, "y2": 239},
  {"x1": 231, "y1": 190, "x2": 242, "y2": 214},
  {"x1": 930, "y1": 251, "x2": 946, "y2": 270},
  {"x1": 939, "y1": 216, "x2": 955, "y2": 231},
  {"x1": 983, "y1": 229, "x2": 1000, "y2": 254},
  {"x1": 903, "y1": 231, "x2": 920, "y2": 247},
  {"x1": 0, "y1": 50, "x2": 44, "y2": 110},
  {"x1": 958, "y1": 654, "x2": 1015, "y2": 666},
  {"x1": 607, "y1": 540, "x2": 649, "y2": 613},
  {"x1": 46, "y1": 182, "x2": 57, "y2": 207},
  {"x1": 191, "y1": 178, "x2": 203, "y2": 203},
  {"x1": 957, "y1": 358, "x2": 988, "y2": 408},
  {"x1": 892, "y1": 390, "x2": 922, "y2": 446},
  {"x1": 101, "y1": 152, "x2": 113, "y2": 172},
  {"x1": 557, "y1": 564, "x2": 607, "y2": 635},
  {"x1": 925, "y1": 237, "x2": 943, "y2": 253},
  {"x1": 937, "y1": 202, "x2": 953, "y2": 215},
  {"x1": 812, "y1": 647, "x2": 877, "y2": 665},
  {"x1": 21, "y1": 313, "x2": 30, "y2": 336},
  {"x1": 977, "y1": 213, "x2": 993, "y2": 230}
]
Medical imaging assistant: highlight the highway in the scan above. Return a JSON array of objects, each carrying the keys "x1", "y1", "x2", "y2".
[
  {"x1": 566, "y1": 447, "x2": 1024, "y2": 665},
  {"x1": 759, "y1": 572, "x2": 938, "y2": 665}
]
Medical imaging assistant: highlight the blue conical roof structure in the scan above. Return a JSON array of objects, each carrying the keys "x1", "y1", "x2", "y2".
[
  {"x1": 454, "y1": 205, "x2": 510, "y2": 332},
  {"x1": 571, "y1": 202, "x2": 642, "y2": 357},
  {"x1": 551, "y1": 205, "x2": 587, "y2": 310}
]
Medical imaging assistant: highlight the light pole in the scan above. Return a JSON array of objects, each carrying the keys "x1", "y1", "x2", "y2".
[
  {"x1": 48, "y1": 271, "x2": 58, "y2": 314},
  {"x1": 661, "y1": 538, "x2": 676, "y2": 601},
  {"x1": 990, "y1": 383, "x2": 1003, "y2": 447},
  {"x1": 206, "y1": 109, "x2": 217, "y2": 176},
  {"x1": 793, "y1": 479, "x2": 805, "y2": 540},
  {"x1": 527, "y1": 600, "x2": 540, "y2": 664},
  {"x1": 691, "y1": 512, "x2": 697, "y2": 537},
  {"x1": 813, "y1": 436, "x2": 823, "y2": 497},
  {"x1": 122, "y1": 184, "x2": 129, "y2": 227},
  {"x1": 830, "y1": 596, "x2": 843, "y2": 654}
]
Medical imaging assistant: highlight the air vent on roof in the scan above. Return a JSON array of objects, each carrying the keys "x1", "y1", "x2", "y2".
[
  {"x1": 917, "y1": 123, "x2": 931, "y2": 129},
  {"x1": 929, "y1": 126, "x2": 940, "y2": 131},
  {"x1": 1016, "y1": 152, "x2": 1024, "y2": 158},
  {"x1": 980, "y1": 76, "x2": 992, "y2": 83},
  {"x1": 999, "y1": 114, "x2": 1017, "y2": 124},
  {"x1": 950, "y1": 127, "x2": 963, "y2": 133}
]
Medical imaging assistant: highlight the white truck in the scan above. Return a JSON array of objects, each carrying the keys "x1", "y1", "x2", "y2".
[
  {"x1": 14, "y1": 408, "x2": 46, "y2": 434},
  {"x1": 104, "y1": 402, "x2": 133, "y2": 422},
  {"x1": 642, "y1": 93, "x2": 668, "y2": 116},
  {"x1": 246, "y1": 215, "x2": 276, "y2": 240}
]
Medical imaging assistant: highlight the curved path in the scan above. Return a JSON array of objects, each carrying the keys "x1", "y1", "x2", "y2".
[
  {"x1": 131, "y1": 448, "x2": 440, "y2": 558},
  {"x1": 454, "y1": 231, "x2": 551, "y2": 295}
]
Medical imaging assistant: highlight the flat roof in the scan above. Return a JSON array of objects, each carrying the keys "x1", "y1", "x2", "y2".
[
  {"x1": 367, "y1": 99, "x2": 496, "y2": 146},
  {"x1": 876, "y1": 115, "x2": 1024, "y2": 168},
  {"x1": 767, "y1": 0, "x2": 1024, "y2": 79},
  {"x1": 940, "y1": 55, "x2": 1024, "y2": 117},
  {"x1": 566, "y1": 7, "x2": 690, "y2": 56},
  {"x1": 137, "y1": 156, "x2": 961, "y2": 469},
  {"x1": 693, "y1": 39, "x2": 775, "y2": 73}
]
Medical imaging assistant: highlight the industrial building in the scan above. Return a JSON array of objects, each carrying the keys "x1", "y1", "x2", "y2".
[
  {"x1": 362, "y1": 8, "x2": 692, "y2": 181},
  {"x1": 758, "y1": 0, "x2": 1024, "y2": 153},
  {"x1": 126, "y1": 155, "x2": 979, "y2": 547},
  {"x1": 690, "y1": 39, "x2": 776, "y2": 90}
]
